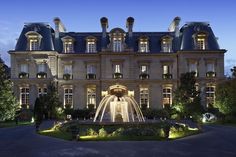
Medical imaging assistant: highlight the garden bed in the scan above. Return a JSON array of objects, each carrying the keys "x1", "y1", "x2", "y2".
[{"x1": 39, "y1": 121, "x2": 200, "y2": 141}]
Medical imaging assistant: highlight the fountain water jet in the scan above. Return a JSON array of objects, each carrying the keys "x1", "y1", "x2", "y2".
[{"x1": 94, "y1": 84, "x2": 145, "y2": 122}]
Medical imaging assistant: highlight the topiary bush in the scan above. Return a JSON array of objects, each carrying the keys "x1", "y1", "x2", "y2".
[{"x1": 98, "y1": 128, "x2": 108, "y2": 137}]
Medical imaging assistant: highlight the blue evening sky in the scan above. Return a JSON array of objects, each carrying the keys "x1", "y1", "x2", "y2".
[{"x1": 0, "y1": 0, "x2": 235, "y2": 74}]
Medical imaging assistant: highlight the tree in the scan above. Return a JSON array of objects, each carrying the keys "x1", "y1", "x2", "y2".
[
  {"x1": 230, "y1": 66, "x2": 236, "y2": 78},
  {"x1": 0, "y1": 57, "x2": 20, "y2": 121},
  {"x1": 39, "y1": 83, "x2": 63, "y2": 119},
  {"x1": 214, "y1": 77, "x2": 236, "y2": 116},
  {"x1": 172, "y1": 72, "x2": 204, "y2": 120}
]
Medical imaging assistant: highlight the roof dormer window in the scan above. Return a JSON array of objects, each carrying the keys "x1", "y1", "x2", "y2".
[
  {"x1": 86, "y1": 36, "x2": 97, "y2": 53},
  {"x1": 161, "y1": 36, "x2": 173, "y2": 53},
  {"x1": 109, "y1": 28, "x2": 126, "y2": 52},
  {"x1": 139, "y1": 36, "x2": 149, "y2": 52},
  {"x1": 194, "y1": 32, "x2": 208, "y2": 50},
  {"x1": 62, "y1": 36, "x2": 74, "y2": 53},
  {"x1": 25, "y1": 31, "x2": 42, "y2": 51}
]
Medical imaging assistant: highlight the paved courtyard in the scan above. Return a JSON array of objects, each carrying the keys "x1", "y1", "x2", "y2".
[{"x1": 0, "y1": 122, "x2": 236, "y2": 157}]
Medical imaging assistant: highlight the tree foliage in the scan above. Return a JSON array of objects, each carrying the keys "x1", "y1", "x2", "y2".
[
  {"x1": 231, "y1": 66, "x2": 236, "y2": 78},
  {"x1": 36, "y1": 83, "x2": 63, "y2": 119},
  {"x1": 0, "y1": 57, "x2": 20, "y2": 121},
  {"x1": 214, "y1": 78, "x2": 236, "y2": 115},
  {"x1": 172, "y1": 72, "x2": 204, "y2": 119}
]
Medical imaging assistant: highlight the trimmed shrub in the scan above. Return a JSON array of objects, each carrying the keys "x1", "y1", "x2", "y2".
[{"x1": 98, "y1": 128, "x2": 108, "y2": 137}]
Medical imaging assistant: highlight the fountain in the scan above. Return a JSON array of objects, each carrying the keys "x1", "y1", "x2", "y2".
[{"x1": 94, "y1": 84, "x2": 145, "y2": 122}]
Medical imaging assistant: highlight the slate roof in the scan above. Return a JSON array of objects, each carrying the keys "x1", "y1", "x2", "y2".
[{"x1": 14, "y1": 22, "x2": 220, "y2": 53}]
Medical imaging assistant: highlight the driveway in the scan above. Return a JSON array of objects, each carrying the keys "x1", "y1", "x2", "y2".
[{"x1": 0, "y1": 122, "x2": 236, "y2": 157}]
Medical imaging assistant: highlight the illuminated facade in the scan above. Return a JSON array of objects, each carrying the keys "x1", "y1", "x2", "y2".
[{"x1": 9, "y1": 17, "x2": 226, "y2": 109}]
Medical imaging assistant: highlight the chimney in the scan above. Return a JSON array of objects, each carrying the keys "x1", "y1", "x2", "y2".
[
  {"x1": 168, "y1": 16, "x2": 181, "y2": 37},
  {"x1": 53, "y1": 17, "x2": 66, "y2": 38},
  {"x1": 126, "y1": 17, "x2": 134, "y2": 37},
  {"x1": 100, "y1": 17, "x2": 108, "y2": 38}
]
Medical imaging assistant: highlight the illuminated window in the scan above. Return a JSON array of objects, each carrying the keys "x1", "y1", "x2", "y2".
[
  {"x1": 38, "y1": 87, "x2": 47, "y2": 97},
  {"x1": 206, "y1": 85, "x2": 215, "y2": 107},
  {"x1": 163, "y1": 65, "x2": 170, "y2": 74},
  {"x1": 139, "y1": 41, "x2": 149, "y2": 52},
  {"x1": 162, "y1": 87, "x2": 172, "y2": 107},
  {"x1": 29, "y1": 39, "x2": 39, "y2": 50},
  {"x1": 25, "y1": 31, "x2": 42, "y2": 51},
  {"x1": 140, "y1": 65, "x2": 148, "y2": 74},
  {"x1": 64, "y1": 41, "x2": 74, "y2": 53},
  {"x1": 87, "y1": 41, "x2": 96, "y2": 53},
  {"x1": 161, "y1": 36, "x2": 172, "y2": 52},
  {"x1": 20, "y1": 87, "x2": 29, "y2": 108},
  {"x1": 115, "y1": 64, "x2": 121, "y2": 73},
  {"x1": 64, "y1": 88, "x2": 73, "y2": 108},
  {"x1": 140, "y1": 87, "x2": 149, "y2": 108},
  {"x1": 195, "y1": 33, "x2": 207, "y2": 50},
  {"x1": 87, "y1": 87, "x2": 96, "y2": 109},
  {"x1": 113, "y1": 38, "x2": 122, "y2": 52}
]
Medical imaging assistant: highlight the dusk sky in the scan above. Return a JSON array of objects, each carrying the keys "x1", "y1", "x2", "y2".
[{"x1": 0, "y1": 0, "x2": 235, "y2": 74}]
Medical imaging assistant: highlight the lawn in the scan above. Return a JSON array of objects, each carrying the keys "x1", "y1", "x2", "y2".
[{"x1": 0, "y1": 121, "x2": 33, "y2": 128}]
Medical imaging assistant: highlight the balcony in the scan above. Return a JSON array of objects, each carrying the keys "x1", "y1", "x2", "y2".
[
  {"x1": 139, "y1": 73, "x2": 149, "y2": 80},
  {"x1": 19, "y1": 72, "x2": 29, "y2": 79},
  {"x1": 206, "y1": 71, "x2": 216, "y2": 78},
  {"x1": 36, "y1": 72, "x2": 47, "y2": 79},
  {"x1": 63, "y1": 73, "x2": 73, "y2": 80},
  {"x1": 113, "y1": 72, "x2": 123, "y2": 79},
  {"x1": 162, "y1": 73, "x2": 172, "y2": 79},
  {"x1": 86, "y1": 73, "x2": 96, "y2": 79}
]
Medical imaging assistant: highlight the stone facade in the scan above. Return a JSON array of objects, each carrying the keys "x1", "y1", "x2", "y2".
[{"x1": 9, "y1": 17, "x2": 226, "y2": 110}]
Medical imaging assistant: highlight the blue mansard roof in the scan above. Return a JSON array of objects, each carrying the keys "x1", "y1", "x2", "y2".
[{"x1": 14, "y1": 21, "x2": 221, "y2": 53}]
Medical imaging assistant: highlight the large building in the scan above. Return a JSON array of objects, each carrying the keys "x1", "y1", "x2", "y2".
[{"x1": 9, "y1": 17, "x2": 226, "y2": 110}]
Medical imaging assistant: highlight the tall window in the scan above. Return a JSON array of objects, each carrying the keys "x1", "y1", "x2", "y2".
[
  {"x1": 207, "y1": 63, "x2": 215, "y2": 72},
  {"x1": 206, "y1": 85, "x2": 215, "y2": 107},
  {"x1": 87, "y1": 41, "x2": 96, "y2": 53},
  {"x1": 87, "y1": 65, "x2": 96, "y2": 74},
  {"x1": 64, "y1": 88, "x2": 73, "y2": 108},
  {"x1": 189, "y1": 62, "x2": 198, "y2": 76},
  {"x1": 195, "y1": 33, "x2": 207, "y2": 50},
  {"x1": 139, "y1": 41, "x2": 149, "y2": 52},
  {"x1": 161, "y1": 36, "x2": 172, "y2": 52},
  {"x1": 87, "y1": 87, "x2": 96, "y2": 109},
  {"x1": 26, "y1": 31, "x2": 42, "y2": 51},
  {"x1": 38, "y1": 63, "x2": 46, "y2": 73},
  {"x1": 64, "y1": 65, "x2": 72, "y2": 74},
  {"x1": 140, "y1": 65, "x2": 148, "y2": 74},
  {"x1": 162, "y1": 87, "x2": 172, "y2": 107},
  {"x1": 140, "y1": 87, "x2": 149, "y2": 108},
  {"x1": 113, "y1": 38, "x2": 122, "y2": 52},
  {"x1": 115, "y1": 64, "x2": 121, "y2": 73},
  {"x1": 20, "y1": 64, "x2": 28, "y2": 73},
  {"x1": 38, "y1": 87, "x2": 47, "y2": 97},
  {"x1": 20, "y1": 87, "x2": 29, "y2": 108},
  {"x1": 64, "y1": 41, "x2": 74, "y2": 53},
  {"x1": 163, "y1": 65, "x2": 170, "y2": 74},
  {"x1": 29, "y1": 39, "x2": 39, "y2": 50}
]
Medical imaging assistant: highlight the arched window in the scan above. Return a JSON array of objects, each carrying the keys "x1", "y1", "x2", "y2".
[
  {"x1": 109, "y1": 28, "x2": 126, "y2": 52},
  {"x1": 61, "y1": 36, "x2": 75, "y2": 53},
  {"x1": 194, "y1": 32, "x2": 208, "y2": 50},
  {"x1": 25, "y1": 31, "x2": 42, "y2": 51},
  {"x1": 161, "y1": 35, "x2": 173, "y2": 53},
  {"x1": 138, "y1": 36, "x2": 149, "y2": 52},
  {"x1": 86, "y1": 36, "x2": 97, "y2": 53}
]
